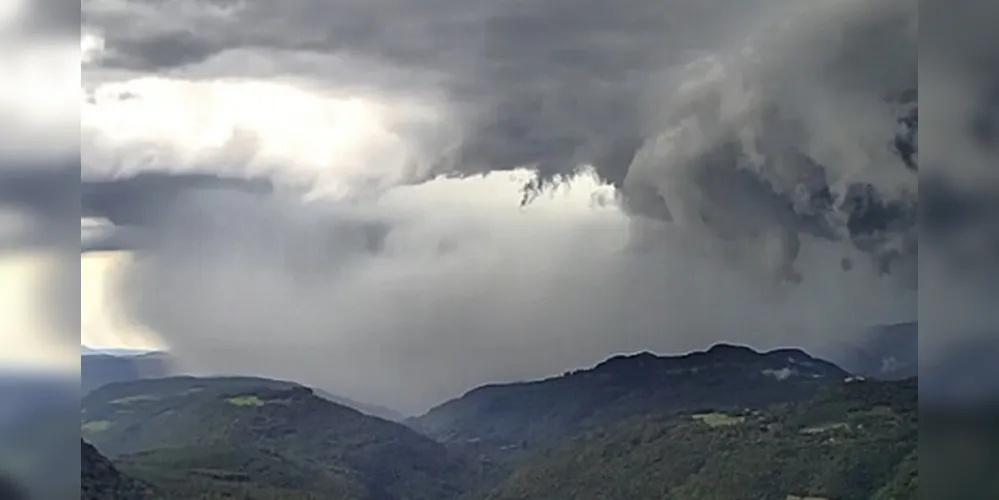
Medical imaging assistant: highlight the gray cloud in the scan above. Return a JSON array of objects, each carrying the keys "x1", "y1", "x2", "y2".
[
  {"x1": 82, "y1": 172, "x2": 273, "y2": 225},
  {"x1": 26, "y1": 0, "x2": 80, "y2": 37},
  {"x1": 82, "y1": 0, "x2": 774, "y2": 184},
  {"x1": 0, "y1": 169, "x2": 79, "y2": 348},
  {"x1": 0, "y1": 166, "x2": 77, "y2": 227},
  {"x1": 74, "y1": 0, "x2": 999, "y2": 410},
  {"x1": 83, "y1": 0, "x2": 920, "y2": 281},
  {"x1": 104, "y1": 175, "x2": 914, "y2": 413},
  {"x1": 0, "y1": 0, "x2": 79, "y2": 39},
  {"x1": 79, "y1": 173, "x2": 276, "y2": 255},
  {"x1": 99, "y1": 31, "x2": 226, "y2": 71}
]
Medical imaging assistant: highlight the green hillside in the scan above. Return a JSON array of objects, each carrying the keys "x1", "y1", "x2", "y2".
[
  {"x1": 483, "y1": 379, "x2": 917, "y2": 500},
  {"x1": 411, "y1": 344, "x2": 848, "y2": 458},
  {"x1": 79, "y1": 370, "x2": 919, "y2": 499},
  {"x1": 82, "y1": 377, "x2": 484, "y2": 500},
  {"x1": 82, "y1": 440, "x2": 151, "y2": 500}
]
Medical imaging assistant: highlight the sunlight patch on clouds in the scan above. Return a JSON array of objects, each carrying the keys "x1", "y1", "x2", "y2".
[
  {"x1": 0, "y1": 254, "x2": 76, "y2": 371},
  {"x1": 81, "y1": 31, "x2": 105, "y2": 64},
  {"x1": 82, "y1": 76, "x2": 458, "y2": 198}
]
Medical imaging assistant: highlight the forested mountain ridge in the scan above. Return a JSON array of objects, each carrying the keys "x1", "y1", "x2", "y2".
[
  {"x1": 410, "y1": 344, "x2": 848, "y2": 457},
  {"x1": 482, "y1": 378, "x2": 917, "y2": 500},
  {"x1": 82, "y1": 377, "x2": 486, "y2": 500},
  {"x1": 78, "y1": 352, "x2": 918, "y2": 499}
]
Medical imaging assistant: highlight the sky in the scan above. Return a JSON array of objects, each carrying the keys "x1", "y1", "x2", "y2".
[
  {"x1": 2, "y1": 0, "x2": 996, "y2": 412},
  {"x1": 0, "y1": 0, "x2": 78, "y2": 373}
]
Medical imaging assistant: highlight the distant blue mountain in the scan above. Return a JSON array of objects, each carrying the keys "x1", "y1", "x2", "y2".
[
  {"x1": 313, "y1": 389, "x2": 408, "y2": 422},
  {"x1": 81, "y1": 350, "x2": 176, "y2": 394}
]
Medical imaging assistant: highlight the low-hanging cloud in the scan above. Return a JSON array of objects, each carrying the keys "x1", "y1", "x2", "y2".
[{"x1": 101, "y1": 171, "x2": 913, "y2": 413}]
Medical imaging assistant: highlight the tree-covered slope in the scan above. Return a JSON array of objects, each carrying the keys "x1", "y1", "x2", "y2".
[
  {"x1": 411, "y1": 344, "x2": 848, "y2": 456},
  {"x1": 82, "y1": 440, "x2": 151, "y2": 500},
  {"x1": 482, "y1": 378, "x2": 917, "y2": 500},
  {"x1": 78, "y1": 361, "x2": 919, "y2": 500},
  {"x1": 82, "y1": 376, "x2": 484, "y2": 500}
]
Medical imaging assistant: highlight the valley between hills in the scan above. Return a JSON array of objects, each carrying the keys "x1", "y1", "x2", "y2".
[{"x1": 80, "y1": 342, "x2": 920, "y2": 500}]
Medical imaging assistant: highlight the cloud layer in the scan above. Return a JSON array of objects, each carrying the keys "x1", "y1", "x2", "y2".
[
  {"x1": 103, "y1": 172, "x2": 914, "y2": 412},
  {"x1": 81, "y1": 0, "x2": 921, "y2": 277},
  {"x1": 69, "y1": 0, "x2": 993, "y2": 410}
]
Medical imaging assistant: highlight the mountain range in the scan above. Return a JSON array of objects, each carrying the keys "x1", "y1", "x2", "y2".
[
  {"x1": 484, "y1": 378, "x2": 918, "y2": 500},
  {"x1": 408, "y1": 344, "x2": 848, "y2": 458},
  {"x1": 82, "y1": 376, "x2": 484, "y2": 500},
  {"x1": 82, "y1": 351, "x2": 176, "y2": 395},
  {"x1": 79, "y1": 341, "x2": 923, "y2": 499}
]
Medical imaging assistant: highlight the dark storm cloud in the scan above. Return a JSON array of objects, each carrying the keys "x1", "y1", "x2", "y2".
[
  {"x1": 81, "y1": 226, "x2": 136, "y2": 253},
  {"x1": 617, "y1": 0, "x2": 917, "y2": 280},
  {"x1": 77, "y1": 0, "x2": 938, "y2": 411},
  {"x1": 98, "y1": 31, "x2": 227, "y2": 71},
  {"x1": 83, "y1": 0, "x2": 921, "y2": 282},
  {"x1": 1, "y1": 167, "x2": 277, "y2": 251},
  {"x1": 0, "y1": 165, "x2": 78, "y2": 220},
  {"x1": 82, "y1": 172, "x2": 273, "y2": 226},
  {"x1": 81, "y1": 0, "x2": 778, "y2": 185},
  {"x1": 78, "y1": 172, "x2": 280, "y2": 255},
  {"x1": 83, "y1": 0, "x2": 769, "y2": 177},
  {"x1": 0, "y1": 165, "x2": 79, "y2": 252}
]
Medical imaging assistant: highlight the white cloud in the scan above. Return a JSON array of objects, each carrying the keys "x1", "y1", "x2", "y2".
[
  {"x1": 0, "y1": 39, "x2": 79, "y2": 161},
  {"x1": 81, "y1": 31, "x2": 106, "y2": 64},
  {"x1": 82, "y1": 76, "x2": 458, "y2": 198}
]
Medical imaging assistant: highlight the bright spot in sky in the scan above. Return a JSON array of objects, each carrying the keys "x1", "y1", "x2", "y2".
[
  {"x1": 0, "y1": 252, "x2": 77, "y2": 371},
  {"x1": 82, "y1": 252, "x2": 166, "y2": 351},
  {"x1": 81, "y1": 32, "x2": 105, "y2": 64},
  {"x1": 82, "y1": 77, "x2": 448, "y2": 198}
]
